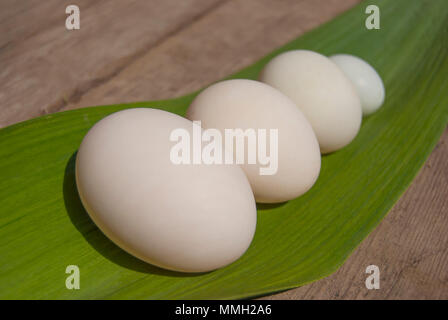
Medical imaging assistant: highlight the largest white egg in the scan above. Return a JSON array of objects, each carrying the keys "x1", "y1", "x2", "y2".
[{"x1": 76, "y1": 108, "x2": 257, "y2": 273}]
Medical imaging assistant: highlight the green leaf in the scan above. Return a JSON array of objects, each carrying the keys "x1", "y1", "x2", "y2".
[{"x1": 0, "y1": 0, "x2": 447, "y2": 299}]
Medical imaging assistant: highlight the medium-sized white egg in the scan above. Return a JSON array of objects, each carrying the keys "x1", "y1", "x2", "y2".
[
  {"x1": 186, "y1": 79, "x2": 321, "y2": 203},
  {"x1": 260, "y1": 50, "x2": 362, "y2": 154},
  {"x1": 76, "y1": 108, "x2": 257, "y2": 273},
  {"x1": 330, "y1": 54, "x2": 385, "y2": 115}
]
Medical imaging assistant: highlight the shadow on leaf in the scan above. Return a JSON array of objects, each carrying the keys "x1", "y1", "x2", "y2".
[{"x1": 256, "y1": 202, "x2": 287, "y2": 211}]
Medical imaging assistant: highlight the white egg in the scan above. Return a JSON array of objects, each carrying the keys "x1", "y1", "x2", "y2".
[
  {"x1": 260, "y1": 50, "x2": 362, "y2": 154},
  {"x1": 76, "y1": 108, "x2": 257, "y2": 273},
  {"x1": 186, "y1": 79, "x2": 321, "y2": 203},
  {"x1": 330, "y1": 54, "x2": 385, "y2": 115}
]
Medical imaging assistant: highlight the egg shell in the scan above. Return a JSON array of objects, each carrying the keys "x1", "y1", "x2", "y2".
[
  {"x1": 260, "y1": 50, "x2": 362, "y2": 154},
  {"x1": 76, "y1": 108, "x2": 257, "y2": 273},
  {"x1": 330, "y1": 54, "x2": 385, "y2": 115},
  {"x1": 186, "y1": 79, "x2": 321, "y2": 203}
]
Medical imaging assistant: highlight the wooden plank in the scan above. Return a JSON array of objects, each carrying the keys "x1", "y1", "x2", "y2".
[
  {"x1": 0, "y1": 0, "x2": 95, "y2": 49},
  {"x1": 0, "y1": 0, "x2": 222, "y2": 127},
  {"x1": 60, "y1": 0, "x2": 362, "y2": 112}
]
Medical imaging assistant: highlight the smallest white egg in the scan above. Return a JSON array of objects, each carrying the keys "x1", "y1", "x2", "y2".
[{"x1": 330, "y1": 54, "x2": 385, "y2": 116}]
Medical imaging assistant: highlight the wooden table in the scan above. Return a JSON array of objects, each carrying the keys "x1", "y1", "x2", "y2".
[{"x1": 1, "y1": 0, "x2": 447, "y2": 299}]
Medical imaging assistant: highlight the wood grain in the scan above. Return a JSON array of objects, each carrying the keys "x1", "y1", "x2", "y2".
[
  {"x1": 1, "y1": 0, "x2": 447, "y2": 299},
  {"x1": 0, "y1": 0, "x2": 222, "y2": 127}
]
